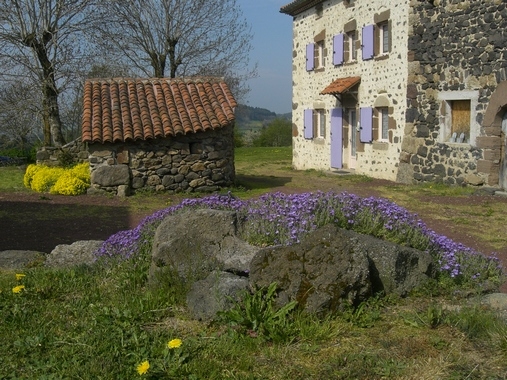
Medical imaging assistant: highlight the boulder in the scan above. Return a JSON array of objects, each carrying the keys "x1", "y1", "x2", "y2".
[
  {"x1": 91, "y1": 164, "x2": 130, "y2": 187},
  {"x1": 355, "y1": 233, "x2": 436, "y2": 296},
  {"x1": 186, "y1": 271, "x2": 249, "y2": 321},
  {"x1": 249, "y1": 225, "x2": 436, "y2": 313},
  {"x1": 0, "y1": 250, "x2": 46, "y2": 269},
  {"x1": 150, "y1": 209, "x2": 259, "y2": 284},
  {"x1": 249, "y1": 224, "x2": 372, "y2": 313},
  {"x1": 45, "y1": 240, "x2": 103, "y2": 268}
]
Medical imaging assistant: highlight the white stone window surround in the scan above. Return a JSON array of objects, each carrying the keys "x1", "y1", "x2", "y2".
[{"x1": 437, "y1": 90, "x2": 479, "y2": 146}]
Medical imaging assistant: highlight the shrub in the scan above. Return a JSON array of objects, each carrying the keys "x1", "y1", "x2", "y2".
[
  {"x1": 30, "y1": 166, "x2": 65, "y2": 193},
  {"x1": 23, "y1": 162, "x2": 90, "y2": 195}
]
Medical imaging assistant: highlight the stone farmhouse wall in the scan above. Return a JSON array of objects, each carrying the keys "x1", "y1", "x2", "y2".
[
  {"x1": 290, "y1": 0, "x2": 410, "y2": 181},
  {"x1": 87, "y1": 125, "x2": 235, "y2": 195},
  {"x1": 398, "y1": 0, "x2": 507, "y2": 187}
]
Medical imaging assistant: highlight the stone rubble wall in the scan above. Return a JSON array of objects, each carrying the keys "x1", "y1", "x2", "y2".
[
  {"x1": 36, "y1": 139, "x2": 89, "y2": 166},
  {"x1": 88, "y1": 125, "x2": 235, "y2": 195},
  {"x1": 398, "y1": 0, "x2": 507, "y2": 187}
]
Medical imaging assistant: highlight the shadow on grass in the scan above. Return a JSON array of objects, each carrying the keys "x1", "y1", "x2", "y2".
[
  {"x1": 0, "y1": 201, "x2": 131, "y2": 253},
  {"x1": 235, "y1": 174, "x2": 292, "y2": 190}
]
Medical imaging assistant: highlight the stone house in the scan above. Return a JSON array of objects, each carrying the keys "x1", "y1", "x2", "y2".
[
  {"x1": 81, "y1": 77, "x2": 237, "y2": 195},
  {"x1": 280, "y1": 0, "x2": 507, "y2": 189}
]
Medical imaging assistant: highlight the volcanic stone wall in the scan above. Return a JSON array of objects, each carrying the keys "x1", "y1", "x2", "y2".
[
  {"x1": 398, "y1": 0, "x2": 507, "y2": 186},
  {"x1": 87, "y1": 125, "x2": 235, "y2": 195}
]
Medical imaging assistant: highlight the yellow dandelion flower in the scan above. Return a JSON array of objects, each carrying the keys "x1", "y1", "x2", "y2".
[
  {"x1": 12, "y1": 285, "x2": 25, "y2": 294},
  {"x1": 167, "y1": 338, "x2": 182, "y2": 349},
  {"x1": 15, "y1": 273, "x2": 26, "y2": 281},
  {"x1": 136, "y1": 360, "x2": 150, "y2": 375}
]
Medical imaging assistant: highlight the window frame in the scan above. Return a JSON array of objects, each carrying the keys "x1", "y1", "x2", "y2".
[
  {"x1": 314, "y1": 40, "x2": 325, "y2": 69},
  {"x1": 379, "y1": 22, "x2": 389, "y2": 54},
  {"x1": 314, "y1": 109, "x2": 326, "y2": 139},
  {"x1": 378, "y1": 107, "x2": 389, "y2": 141},
  {"x1": 438, "y1": 91, "x2": 479, "y2": 146},
  {"x1": 346, "y1": 107, "x2": 357, "y2": 156},
  {"x1": 346, "y1": 30, "x2": 357, "y2": 62}
]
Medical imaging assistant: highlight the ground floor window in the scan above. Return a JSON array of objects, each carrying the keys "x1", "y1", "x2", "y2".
[
  {"x1": 438, "y1": 91, "x2": 479, "y2": 145},
  {"x1": 314, "y1": 109, "x2": 326, "y2": 138}
]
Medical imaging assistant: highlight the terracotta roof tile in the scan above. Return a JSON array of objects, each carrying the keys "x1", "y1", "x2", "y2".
[
  {"x1": 81, "y1": 77, "x2": 237, "y2": 144},
  {"x1": 320, "y1": 76, "x2": 361, "y2": 96}
]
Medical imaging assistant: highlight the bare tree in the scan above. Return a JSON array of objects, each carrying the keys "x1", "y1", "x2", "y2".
[
  {"x1": 0, "y1": 80, "x2": 42, "y2": 151},
  {"x1": 96, "y1": 0, "x2": 257, "y2": 101},
  {"x1": 0, "y1": 0, "x2": 98, "y2": 146}
]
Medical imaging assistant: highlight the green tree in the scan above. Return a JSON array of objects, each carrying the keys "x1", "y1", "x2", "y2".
[{"x1": 252, "y1": 118, "x2": 292, "y2": 147}]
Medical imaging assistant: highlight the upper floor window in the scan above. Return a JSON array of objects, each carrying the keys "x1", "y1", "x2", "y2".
[
  {"x1": 346, "y1": 30, "x2": 357, "y2": 61},
  {"x1": 307, "y1": 30, "x2": 327, "y2": 71},
  {"x1": 363, "y1": 10, "x2": 391, "y2": 60},
  {"x1": 314, "y1": 40, "x2": 325, "y2": 69},
  {"x1": 379, "y1": 22, "x2": 389, "y2": 54}
]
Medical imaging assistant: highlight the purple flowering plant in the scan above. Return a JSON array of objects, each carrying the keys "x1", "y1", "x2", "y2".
[{"x1": 95, "y1": 191, "x2": 503, "y2": 287}]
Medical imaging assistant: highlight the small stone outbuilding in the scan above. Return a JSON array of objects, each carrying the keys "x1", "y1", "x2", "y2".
[{"x1": 81, "y1": 77, "x2": 237, "y2": 195}]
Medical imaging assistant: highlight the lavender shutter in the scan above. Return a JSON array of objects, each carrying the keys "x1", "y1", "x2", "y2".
[
  {"x1": 360, "y1": 107, "x2": 373, "y2": 142},
  {"x1": 304, "y1": 109, "x2": 313, "y2": 139},
  {"x1": 333, "y1": 34, "x2": 344, "y2": 66},
  {"x1": 362, "y1": 24, "x2": 374, "y2": 60},
  {"x1": 330, "y1": 108, "x2": 343, "y2": 168},
  {"x1": 306, "y1": 43, "x2": 315, "y2": 71}
]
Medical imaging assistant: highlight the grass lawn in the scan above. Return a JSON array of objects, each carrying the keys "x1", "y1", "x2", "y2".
[{"x1": 0, "y1": 148, "x2": 506, "y2": 379}]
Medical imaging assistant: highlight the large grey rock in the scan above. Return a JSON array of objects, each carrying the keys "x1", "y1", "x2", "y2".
[
  {"x1": 250, "y1": 224, "x2": 372, "y2": 313},
  {"x1": 249, "y1": 224, "x2": 436, "y2": 313},
  {"x1": 45, "y1": 240, "x2": 103, "y2": 268},
  {"x1": 150, "y1": 209, "x2": 258, "y2": 284},
  {"x1": 186, "y1": 271, "x2": 249, "y2": 321},
  {"x1": 0, "y1": 250, "x2": 46, "y2": 269},
  {"x1": 91, "y1": 164, "x2": 130, "y2": 187},
  {"x1": 351, "y1": 231, "x2": 436, "y2": 296}
]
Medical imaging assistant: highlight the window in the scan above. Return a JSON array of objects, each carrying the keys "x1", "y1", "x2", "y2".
[
  {"x1": 314, "y1": 109, "x2": 326, "y2": 138},
  {"x1": 346, "y1": 31, "x2": 357, "y2": 61},
  {"x1": 379, "y1": 22, "x2": 389, "y2": 54},
  {"x1": 314, "y1": 40, "x2": 325, "y2": 69},
  {"x1": 450, "y1": 100, "x2": 470, "y2": 142},
  {"x1": 378, "y1": 107, "x2": 389, "y2": 140},
  {"x1": 438, "y1": 91, "x2": 479, "y2": 145},
  {"x1": 346, "y1": 108, "x2": 357, "y2": 155}
]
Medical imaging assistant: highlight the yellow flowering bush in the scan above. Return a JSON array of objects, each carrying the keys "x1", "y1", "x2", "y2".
[
  {"x1": 23, "y1": 164, "x2": 40, "y2": 188},
  {"x1": 23, "y1": 162, "x2": 90, "y2": 195}
]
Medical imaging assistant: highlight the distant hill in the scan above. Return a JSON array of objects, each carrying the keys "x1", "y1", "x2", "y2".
[{"x1": 235, "y1": 104, "x2": 290, "y2": 133}]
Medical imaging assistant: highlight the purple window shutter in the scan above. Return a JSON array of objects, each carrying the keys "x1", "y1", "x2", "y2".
[
  {"x1": 360, "y1": 107, "x2": 373, "y2": 142},
  {"x1": 304, "y1": 109, "x2": 313, "y2": 139},
  {"x1": 333, "y1": 34, "x2": 344, "y2": 66},
  {"x1": 330, "y1": 108, "x2": 343, "y2": 168},
  {"x1": 362, "y1": 24, "x2": 374, "y2": 60},
  {"x1": 306, "y1": 43, "x2": 315, "y2": 71}
]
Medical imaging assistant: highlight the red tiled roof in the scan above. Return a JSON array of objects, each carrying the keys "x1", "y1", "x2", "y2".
[
  {"x1": 320, "y1": 76, "x2": 361, "y2": 95},
  {"x1": 81, "y1": 77, "x2": 237, "y2": 144}
]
